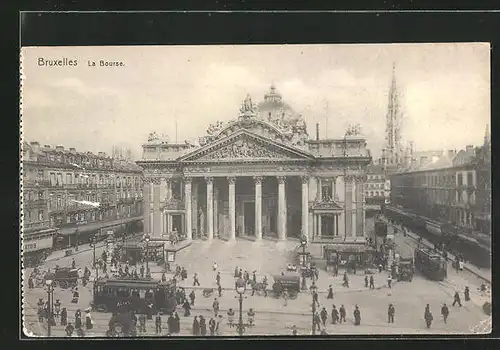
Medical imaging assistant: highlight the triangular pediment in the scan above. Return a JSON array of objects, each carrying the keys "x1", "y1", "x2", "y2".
[
  {"x1": 178, "y1": 130, "x2": 314, "y2": 162},
  {"x1": 312, "y1": 200, "x2": 344, "y2": 211}
]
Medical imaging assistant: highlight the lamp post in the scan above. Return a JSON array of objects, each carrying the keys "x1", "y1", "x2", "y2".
[
  {"x1": 91, "y1": 234, "x2": 99, "y2": 281},
  {"x1": 144, "y1": 234, "x2": 150, "y2": 274},
  {"x1": 300, "y1": 235, "x2": 307, "y2": 267},
  {"x1": 45, "y1": 279, "x2": 54, "y2": 336},
  {"x1": 233, "y1": 277, "x2": 254, "y2": 336},
  {"x1": 310, "y1": 282, "x2": 317, "y2": 335}
]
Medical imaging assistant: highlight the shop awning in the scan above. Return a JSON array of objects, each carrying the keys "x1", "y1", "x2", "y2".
[{"x1": 57, "y1": 216, "x2": 142, "y2": 235}]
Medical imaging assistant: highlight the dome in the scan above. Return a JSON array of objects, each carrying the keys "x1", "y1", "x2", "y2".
[{"x1": 257, "y1": 84, "x2": 302, "y2": 124}]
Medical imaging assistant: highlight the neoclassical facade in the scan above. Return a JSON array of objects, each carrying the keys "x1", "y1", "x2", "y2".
[{"x1": 137, "y1": 86, "x2": 372, "y2": 245}]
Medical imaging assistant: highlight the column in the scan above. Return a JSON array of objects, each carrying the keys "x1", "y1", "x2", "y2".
[
  {"x1": 161, "y1": 209, "x2": 166, "y2": 234},
  {"x1": 166, "y1": 179, "x2": 172, "y2": 201},
  {"x1": 160, "y1": 178, "x2": 167, "y2": 202},
  {"x1": 206, "y1": 177, "x2": 214, "y2": 240},
  {"x1": 192, "y1": 181, "x2": 198, "y2": 237},
  {"x1": 345, "y1": 175, "x2": 353, "y2": 238},
  {"x1": 278, "y1": 176, "x2": 286, "y2": 240},
  {"x1": 228, "y1": 177, "x2": 236, "y2": 240},
  {"x1": 356, "y1": 176, "x2": 364, "y2": 238},
  {"x1": 254, "y1": 176, "x2": 263, "y2": 240},
  {"x1": 168, "y1": 214, "x2": 173, "y2": 232},
  {"x1": 312, "y1": 214, "x2": 317, "y2": 238},
  {"x1": 318, "y1": 215, "x2": 322, "y2": 237},
  {"x1": 143, "y1": 181, "x2": 151, "y2": 233},
  {"x1": 335, "y1": 215, "x2": 339, "y2": 237},
  {"x1": 316, "y1": 177, "x2": 322, "y2": 201},
  {"x1": 301, "y1": 175, "x2": 309, "y2": 240},
  {"x1": 351, "y1": 176, "x2": 357, "y2": 238},
  {"x1": 214, "y1": 186, "x2": 219, "y2": 238},
  {"x1": 331, "y1": 177, "x2": 337, "y2": 200},
  {"x1": 149, "y1": 209, "x2": 154, "y2": 235},
  {"x1": 184, "y1": 177, "x2": 192, "y2": 240},
  {"x1": 153, "y1": 178, "x2": 161, "y2": 237}
]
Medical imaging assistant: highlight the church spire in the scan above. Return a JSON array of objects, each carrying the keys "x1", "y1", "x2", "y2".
[{"x1": 385, "y1": 62, "x2": 403, "y2": 166}]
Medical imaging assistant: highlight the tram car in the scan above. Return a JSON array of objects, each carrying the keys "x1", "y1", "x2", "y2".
[
  {"x1": 93, "y1": 278, "x2": 177, "y2": 315},
  {"x1": 23, "y1": 228, "x2": 57, "y2": 267},
  {"x1": 414, "y1": 247, "x2": 447, "y2": 281}
]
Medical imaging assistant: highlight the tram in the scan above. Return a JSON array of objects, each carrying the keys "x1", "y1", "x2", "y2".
[{"x1": 414, "y1": 247, "x2": 447, "y2": 281}]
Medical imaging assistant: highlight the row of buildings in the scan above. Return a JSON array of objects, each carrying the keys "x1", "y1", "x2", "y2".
[
  {"x1": 389, "y1": 130, "x2": 491, "y2": 240},
  {"x1": 22, "y1": 142, "x2": 144, "y2": 247}
]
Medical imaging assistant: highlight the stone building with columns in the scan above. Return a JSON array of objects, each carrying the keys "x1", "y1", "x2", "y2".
[{"x1": 136, "y1": 85, "x2": 372, "y2": 248}]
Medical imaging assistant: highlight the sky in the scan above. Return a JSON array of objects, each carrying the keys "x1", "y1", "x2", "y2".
[{"x1": 21, "y1": 44, "x2": 490, "y2": 160}]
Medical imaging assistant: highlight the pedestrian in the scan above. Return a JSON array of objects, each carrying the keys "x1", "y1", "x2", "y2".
[
  {"x1": 283, "y1": 289, "x2": 289, "y2": 306},
  {"x1": 327, "y1": 285, "x2": 334, "y2": 299},
  {"x1": 54, "y1": 299, "x2": 61, "y2": 319},
  {"x1": 218, "y1": 283, "x2": 222, "y2": 297},
  {"x1": 458, "y1": 259, "x2": 464, "y2": 272},
  {"x1": 216, "y1": 315, "x2": 223, "y2": 335},
  {"x1": 369, "y1": 275, "x2": 375, "y2": 289},
  {"x1": 213, "y1": 261, "x2": 218, "y2": 272},
  {"x1": 71, "y1": 287, "x2": 80, "y2": 303},
  {"x1": 234, "y1": 266, "x2": 239, "y2": 277},
  {"x1": 167, "y1": 313, "x2": 175, "y2": 334},
  {"x1": 162, "y1": 272, "x2": 167, "y2": 282},
  {"x1": 189, "y1": 290, "x2": 196, "y2": 306},
  {"x1": 74, "y1": 309, "x2": 82, "y2": 329},
  {"x1": 85, "y1": 308, "x2": 93, "y2": 331},
  {"x1": 213, "y1": 298, "x2": 220, "y2": 317},
  {"x1": 331, "y1": 305, "x2": 339, "y2": 324},
  {"x1": 353, "y1": 305, "x2": 361, "y2": 326},
  {"x1": 209, "y1": 317, "x2": 216, "y2": 336},
  {"x1": 183, "y1": 299, "x2": 192, "y2": 317},
  {"x1": 320, "y1": 307, "x2": 328, "y2": 326},
  {"x1": 301, "y1": 276, "x2": 307, "y2": 291},
  {"x1": 28, "y1": 276, "x2": 34, "y2": 289},
  {"x1": 441, "y1": 303, "x2": 449, "y2": 324},
  {"x1": 291, "y1": 324, "x2": 298, "y2": 335},
  {"x1": 387, "y1": 274, "x2": 392, "y2": 289},
  {"x1": 252, "y1": 271, "x2": 257, "y2": 284},
  {"x1": 192, "y1": 316, "x2": 200, "y2": 336},
  {"x1": 238, "y1": 268, "x2": 243, "y2": 278},
  {"x1": 199, "y1": 315, "x2": 207, "y2": 336},
  {"x1": 388, "y1": 304, "x2": 395, "y2": 323},
  {"x1": 181, "y1": 267, "x2": 187, "y2": 280},
  {"x1": 60, "y1": 307, "x2": 68, "y2": 326},
  {"x1": 174, "y1": 312, "x2": 180, "y2": 334},
  {"x1": 139, "y1": 314, "x2": 146, "y2": 333},
  {"x1": 65, "y1": 322, "x2": 75, "y2": 336},
  {"x1": 339, "y1": 305, "x2": 346, "y2": 324},
  {"x1": 364, "y1": 275, "x2": 368, "y2": 288},
  {"x1": 140, "y1": 265, "x2": 145, "y2": 278},
  {"x1": 227, "y1": 308, "x2": 235, "y2": 324},
  {"x1": 71, "y1": 258, "x2": 76, "y2": 269},
  {"x1": 312, "y1": 289, "x2": 320, "y2": 307},
  {"x1": 193, "y1": 273, "x2": 200, "y2": 286},
  {"x1": 378, "y1": 263, "x2": 383, "y2": 273},
  {"x1": 464, "y1": 286, "x2": 470, "y2": 302},
  {"x1": 216, "y1": 272, "x2": 221, "y2": 285},
  {"x1": 425, "y1": 311, "x2": 433, "y2": 328},
  {"x1": 155, "y1": 313, "x2": 162, "y2": 334},
  {"x1": 452, "y1": 291, "x2": 462, "y2": 307}
]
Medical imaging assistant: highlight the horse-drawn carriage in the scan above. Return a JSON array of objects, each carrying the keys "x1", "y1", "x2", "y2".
[
  {"x1": 53, "y1": 267, "x2": 79, "y2": 289},
  {"x1": 272, "y1": 274, "x2": 300, "y2": 299}
]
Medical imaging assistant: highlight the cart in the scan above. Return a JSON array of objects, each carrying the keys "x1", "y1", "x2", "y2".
[
  {"x1": 272, "y1": 274, "x2": 300, "y2": 299},
  {"x1": 54, "y1": 267, "x2": 79, "y2": 289}
]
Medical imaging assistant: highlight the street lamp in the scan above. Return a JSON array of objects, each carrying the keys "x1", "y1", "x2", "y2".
[
  {"x1": 45, "y1": 279, "x2": 54, "y2": 337},
  {"x1": 91, "y1": 234, "x2": 99, "y2": 281},
  {"x1": 232, "y1": 277, "x2": 254, "y2": 336},
  {"x1": 300, "y1": 235, "x2": 307, "y2": 267},
  {"x1": 144, "y1": 234, "x2": 150, "y2": 275},
  {"x1": 310, "y1": 282, "x2": 317, "y2": 335}
]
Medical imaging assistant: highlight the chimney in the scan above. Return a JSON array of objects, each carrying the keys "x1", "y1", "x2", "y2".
[
  {"x1": 316, "y1": 123, "x2": 320, "y2": 141},
  {"x1": 466, "y1": 145, "x2": 474, "y2": 153},
  {"x1": 55, "y1": 145, "x2": 64, "y2": 151},
  {"x1": 69, "y1": 148, "x2": 76, "y2": 152}
]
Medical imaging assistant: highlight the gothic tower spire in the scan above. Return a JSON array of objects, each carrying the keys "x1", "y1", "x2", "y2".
[{"x1": 385, "y1": 63, "x2": 403, "y2": 166}]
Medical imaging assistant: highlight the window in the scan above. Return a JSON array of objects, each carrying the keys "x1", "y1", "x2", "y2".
[{"x1": 467, "y1": 173, "x2": 473, "y2": 186}]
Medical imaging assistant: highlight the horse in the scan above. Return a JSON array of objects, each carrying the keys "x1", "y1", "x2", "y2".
[{"x1": 250, "y1": 280, "x2": 268, "y2": 297}]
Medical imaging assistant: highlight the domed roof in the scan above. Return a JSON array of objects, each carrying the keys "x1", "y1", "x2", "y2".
[{"x1": 257, "y1": 84, "x2": 302, "y2": 123}]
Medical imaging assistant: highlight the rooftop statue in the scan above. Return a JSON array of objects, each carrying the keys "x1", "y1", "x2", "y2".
[
  {"x1": 239, "y1": 94, "x2": 258, "y2": 116},
  {"x1": 148, "y1": 132, "x2": 159, "y2": 142},
  {"x1": 345, "y1": 124, "x2": 362, "y2": 136}
]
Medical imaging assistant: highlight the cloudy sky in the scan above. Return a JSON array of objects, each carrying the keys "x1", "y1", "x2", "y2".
[{"x1": 21, "y1": 44, "x2": 490, "y2": 160}]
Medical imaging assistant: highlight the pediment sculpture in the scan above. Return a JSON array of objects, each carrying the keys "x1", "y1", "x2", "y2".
[
  {"x1": 239, "y1": 94, "x2": 258, "y2": 117},
  {"x1": 346, "y1": 124, "x2": 362, "y2": 136},
  {"x1": 148, "y1": 132, "x2": 159, "y2": 142},
  {"x1": 199, "y1": 138, "x2": 289, "y2": 160}
]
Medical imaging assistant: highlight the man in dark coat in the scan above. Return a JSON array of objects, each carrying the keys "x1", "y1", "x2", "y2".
[
  {"x1": 65, "y1": 322, "x2": 75, "y2": 336},
  {"x1": 339, "y1": 305, "x2": 346, "y2": 324},
  {"x1": 441, "y1": 303, "x2": 450, "y2": 323},
  {"x1": 388, "y1": 304, "x2": 395, "y2": 323},
  {"x1": 327, "y1": 285, "x2": 334, "y2": 299},
  {"x1": 167, "y1": 314, "x2": 175, "y2": 334},
  {"x1": 216, "y1": 272, "x2": 221, "y2": 285},
  {"x1": 60, "y1": 308, "x2": 68, "y2": 326},
  {"x1": 364, "y1": 275, "x2": 369, "y2": 288},
  {"x1": 331, "y1": 305, "x2": 339, "y2": 324},
  {"x1": 464, "y1": 286, "x2": 470, "y2": 301},
  {"x1": 140, "y1": 265, "x2": 145, "y2": 278},
  {"x1": 192, "y1": 316, "x2": 200, "y2": 336},
  {"x1": 153, "y1": 313, "x2": 160, "y2": 334},
  {"x1": 452, "y1": 291, "x2": 462, "y2": 307},
  {"x1": 313, "y1": 311, "x2": 322, "y2": 332},
  {"x1": 174, "y1": 312, "x2": 180, "y2": 334},
  {"x1": 320, "y1": 307, "x2": 328, "y2": 326},
  {"x1": 353, "y1": 305, "x2": 361, "y2": 325},
  {"x1": 183, "y1": 299, "x2": 192, "y2": 317},
  {"x1": 369, "y1": 275, "x2": 375, "y2": 289},
  {"x1": 209, "y1": 318, "x2": 216, "y2": 336},
  {"x1": 138, "y1": 314, "x2": 147, "y2": 333},
  {"x1": 189, "y1": 290, "x2": 196, "y2": 306},
  {"x1": 218, "y1": 283, "x2": 222, "y2": 297},
  {"x1": 199, "y1": 315, "x2": 207, "y2": 336}
]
